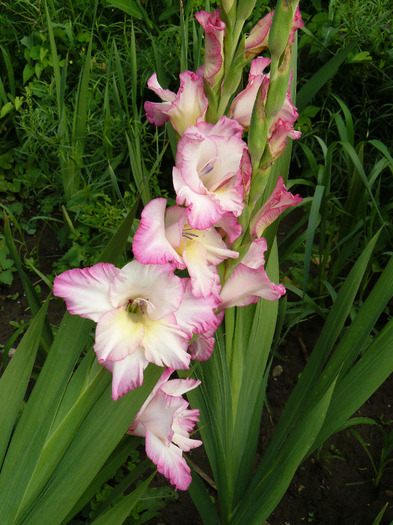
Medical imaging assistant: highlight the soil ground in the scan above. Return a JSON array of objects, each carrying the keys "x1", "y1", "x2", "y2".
[{"x1": 1, "y1": 224, "x2": 393, "y2": 525}]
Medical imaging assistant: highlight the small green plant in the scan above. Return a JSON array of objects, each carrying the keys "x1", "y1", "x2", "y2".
[
  {"x1": 315, "y1": 442, "x2": 345, "y2": 476},
  {"x1": 0, "y1": 234, "x2": 16, "y2": 285},
  {"x1": 349, "y1": 417, "x2": 393, "y2": 488}
]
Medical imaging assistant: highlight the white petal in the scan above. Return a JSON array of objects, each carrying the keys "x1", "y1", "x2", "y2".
[
  {"x1": 161, "y1": 377, "x2": 201, "y2": 397},
  {"x1": 95, "y1": 307, "x2": 144, "y2": 362},
  {"x1": 103, "y1": 349, "x2": 149, "y2": 400},
  {"x1": 145, "y1": 431, "x2": 192, "y2": 491},
  {"x1": 142, "y1": 317, "x2": 191, "y2": 369},
  {"x1": 53, "y1": 263, "x2": 119, "y2": 322},
  {"x1": 175, "y1": 280, "x2": 220, "y2": 336}
]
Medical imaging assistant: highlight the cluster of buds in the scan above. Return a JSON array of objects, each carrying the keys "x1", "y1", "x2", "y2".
[{"x1": 53, "y1": 1, "x2": 303, "y2": 491}]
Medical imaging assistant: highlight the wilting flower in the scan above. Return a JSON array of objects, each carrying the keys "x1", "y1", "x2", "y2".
[
  {"x1": 195, "y1": 9, "x2": 225, "y2": 88},
  {"x1": 250, "y1": 176, "x2": 302, "y2": 238},
  {"x1": 53, "y1": 262, "x2": 217, "y2": 399},
  {"x1": 128, "y1": 368, "x2": 202, "y2": 491},
  {"x1": 144, "y1": 70, "x2": 208, "y2": 136},
  {"x1": 133, "y1": 198, "x2": 238, "y2": 299},
  {"x1": 219, "y1": 238, "x2": 286, "y2": 309},
  {"x1": 173, "y1": 116, "x2": 250, "y2": 230}
]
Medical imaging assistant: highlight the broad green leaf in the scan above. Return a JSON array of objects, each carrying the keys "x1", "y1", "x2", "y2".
[
  {"x1": 0, "y1": 314, "x2": 94, "y2": 525},
  {"x1": 257, "y1": 231, "x2": 380, "y2": 471},
  {"x1": 312, "y1": 317, "x2": 393, "y2": 451},
  {"x1": 231, "y1": 241, "x2": 280, "y2": 507},
  {"x1": 21, "y1": 365, "x2": 162, "y2": 524},
  {"x1": 0, "y1": 299, "x2": 49, "y2": 466},
  {"x1": 64, "y1": 436, "x2": 142, "y2": 521},
  {"x1": 107, "y1": 0, "x2": 142, "y2": 18},
  {"x1": 303, "y1": 184, "x2": 324, "y2": 293},
  {"x1": 186, "y1": 328, "x2": 234, "y2": 521},
  {"x1": 19, "y1": 365, "x2": 111, "y2": 515},
  {"x1": 188, "y1": 467, "x2": 220, "y2": 525},
  {"x1": 233, "y1": 378, "x2": 337, "y2": 524},
  {"x1": 0, "y1": 101, "x2": 13, "y2": 119}
]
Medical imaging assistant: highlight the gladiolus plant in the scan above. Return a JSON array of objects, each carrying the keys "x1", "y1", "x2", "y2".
[{"x1": 1, "y1": 1, "x2": 393, "y2": 524}]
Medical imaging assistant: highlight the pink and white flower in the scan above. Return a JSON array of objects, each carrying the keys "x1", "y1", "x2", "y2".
[
  {"x1": 53, "y1": 261, "x2": 217, "y2": 400},
  {"x1": 133, "y1": 198, "x2": 238, "y2": 298},
  {"x1": 229, "y1": 58, "x2": 301, "y2": 155},
  {"x1": 195, "y1": 9, "x2": 226, "y2": 87},
  {"x1": 229, "y1": 57, "x2": 271, "y2": 129},
  {"x1": 250, "y1": 176, "x2": 302, "y2": 238},
  {"x1": 173, "y1": 116, "x2": 250, "y2": 230},
  {"x1": 128, "y1": 368, "x2": 202, "y2": 491},
  {"x1": 245, "y1": 10, "x2": 274, "y2": 58},
  {"x1": 219, "y1": 238, "x2": 286, "y2": 309},
  {"x1": 144, "y1": 70, "x2": 208, "y2": 136},
  {"x1": 289, "y1": 5, "x2": 304, "y2": 44},
  {"x1": 245, "y1": 6, "x2": 303, "y2": 59},
  {"x1": 189, "y1": 311, "x2": 224, "y2": 362}
]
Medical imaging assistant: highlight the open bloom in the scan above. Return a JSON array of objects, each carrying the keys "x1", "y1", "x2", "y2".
[
  {"x1": 251, "y1": 176, "x2": 302, "y2": 238},
  {"x1": 173, "y1": 116, "x2": 251, "y2": 230},
  {"x1": 144, "y1": 70, "x2": 208, "y2": 136},
  {"x1": 128, "y1": 368, "x2": 202, "y2": 491},
  {"x1": 219, "y1": 238, "x2": 286, "y2": 309},
  {"x1": 195, "y1": 9, "x2": 225, "y2": 88},
  {"x1": 133, "y1": 198, "x2": 238, "y2": 299},
  {"x1": 53, "y1": 262, "x2": 218, "y2": 399}
]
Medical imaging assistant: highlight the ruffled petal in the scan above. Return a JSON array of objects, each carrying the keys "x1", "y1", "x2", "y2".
[
  {"x1": 133, "y1": 198, "x2": 183, "y2": 267},
  {"x1": 175, "y1": 279, "x2": 220, "y2": 336},
  {"x1": 183, "y1": 241, "x2": 218, "y2": 298},
  {"x1": 245, "y1": 10, "x2": 274, "y2": 58},
  {"x1": 216, "y1": 213, "x2": 242, "y2": 244},
  {"x1": 137, "y1": 390, "x2": 185, "y2": 442},
  {"x1": 145, "y1": 431, "x2": 192, "y2": 491},
  {"x1": 195, "y1": 10, "x2": 225, "y2": 83},
  {"x1": 168, "y1": 70, "x2": 208, "y2": 136},
  {"x1": 142, "y1": 317, "x2": 191, "y2": 369},
  {"x1": 229, "y1": 57, "x2": 271, "y2": 129},
  {"x1": 172, "y1": 407, "x2": 203, "y2": 451},
  {"x1": 174, "y1": 167, "x2": 225, "y2": 229},
  {"x1": 189, "y1": 333, "x2": 215, "y2": 361},
  {"x1": 144, "y1": 71, "x2": 207, "y2": 136},
  {"x1": 161, "y1": 377, "x2": 201, "y2": 397},
  {"x1": 173, "y1": 117, "x2": 247, "y2": 229},
  {"x1": 188, "y1": 310, "x2": 223, "y2": 361},
  {"x1": 103, "y1": 348, "x2": 149, "y2": 400},
  {"x1": 53, "y1": 263, "x2": 120, "y2": 322},
  {"x1": 241, "y1": 238, "x2": 268, "y2": 269},
  {"x1": 220, "y1": 263, "x2": 286, "y2": 309},
  {"x1": 250, "y1": 176, "x2": 302, "y2": 238}
]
